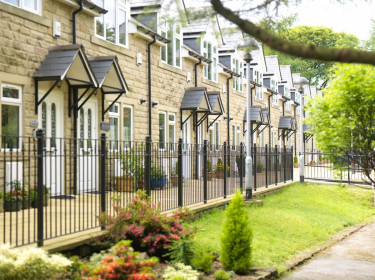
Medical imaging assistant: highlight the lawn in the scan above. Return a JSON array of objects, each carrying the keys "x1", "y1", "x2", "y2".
[{"x1": 187, "y1": 183, "x2": 375, "y2": 274}]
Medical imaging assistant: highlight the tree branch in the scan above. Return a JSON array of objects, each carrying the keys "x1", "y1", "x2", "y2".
[{"x1": 211, "y1": 0, "x2": 375, "y2": 65}]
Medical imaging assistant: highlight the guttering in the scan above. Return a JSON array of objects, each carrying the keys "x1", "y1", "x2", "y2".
[
  {"x1": 148, "y1": 35, "x2": 157, "y2": 137},
  {"x1": 72, "y1": 1, "x2": 83, "y2": 44},
  {"x1": 194, "y1": 58, "x2": 202, "y2": 87}
]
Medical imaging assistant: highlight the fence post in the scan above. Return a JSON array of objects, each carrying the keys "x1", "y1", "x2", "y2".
[
  {"x1": 284, "y1": 145, "x2": 287, "y2": 183},
  {"x1": 203, "y1": 140, "x2": 208, "y2": 203},
  {"x1": 291, "y1": 146, "x2": 294, "y2": 181},
  {"x1": 178, "y1": 138, "x2": 183, "y2": 207},
  {"x1": 145, "y1": 135, "x2": 151, "y2": 196},
  {"x1": 223, "y1": 142, "x2": 227, "y2": 199},
  {"x1": 265, "y1": 144, "x2": 268, "y2": 188},
  {"x1": 275, "y1": 145, "x2": 278, "y2": 185},
  {"x1": 239, "y1": 142, "x2": 244, "y2": 192},
  {"x1": 254, "y1": 143, "x2": 257, "y2": 192},
  {"x1": 36, "y1": 129, "x2": 44, "y2": 247},
  {"x1": 348, "y1": 158, "x2": 351, "y2": 185},
  {"x1": 100, "y1": 133, "x2": 107, "y2": 222}
]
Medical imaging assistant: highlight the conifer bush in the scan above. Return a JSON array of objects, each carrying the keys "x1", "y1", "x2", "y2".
[{"x1": 220, "y1": 191, "x2": 252, "y2": 274}]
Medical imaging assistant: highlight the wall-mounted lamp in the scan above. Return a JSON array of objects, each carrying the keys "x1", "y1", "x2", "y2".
[
  {"x1": 140, "y1": 99, "x2": 146, "y2": 104},
  {"x1": 224, "y1": 117, "x2": 233, "y2": 121},
  {"x1": 152, "y1": 102, "x2": 158, "y2": 107}
]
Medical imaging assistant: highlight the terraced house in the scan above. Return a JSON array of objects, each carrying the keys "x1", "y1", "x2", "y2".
[{"x1": 0, "y1": 0, "x2": 318, "y2": 247}]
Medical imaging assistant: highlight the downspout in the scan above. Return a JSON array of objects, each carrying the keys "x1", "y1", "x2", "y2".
[
  {"x1": 194, "y1": 58, "x2": 202, "y2": 180},
  {"x1": 227, "y1": 73, "x2": 233, "y2": 150},
  {"x1": 268, "y1": 94, "x2": 272, "y2": 147},
  {"x1": 72, "y1": 1, "x2": 83, "y2": 44},
  {"x1": 250, "y1": 85, "x2": 253, "y2": 146},
  {"x1": 282, "y1": 99, "x2": 286, "y2": 146},
  {"x1": 194, "y1": 58, "x2": 202, "y2": 87},
  {"x1": 148, "y1": 36, "x2": 157, "y2": 137}
]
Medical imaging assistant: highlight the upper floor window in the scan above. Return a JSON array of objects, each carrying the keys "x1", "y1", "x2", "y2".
[
  {"x1": 203, "y1": 42, "x2": 217, "y2": 82},
  {"x1": 161, "y1": 19, "x2": 181, "y2": 68},
  {"x1": 1, "y1": 84, "x2": 22, "y2": 149},
  {"x1": 272, "y1": 93, "x2": 278, "y2": 105},
  {"x1": 286, "y1": 100, "x2": 291, "y2": 111},
  {"x1": 232, "y1": 58, "x2": 243, "y2": 92},
  {"x1": 95, "y1": 0, "x2": 129, "y2": 47},
  {"x1": 2, "y1": 0, "x2": 41, "y2": 14},
  {"x1": 271, "y1": 79, "x2": 278, "y2": 92}
]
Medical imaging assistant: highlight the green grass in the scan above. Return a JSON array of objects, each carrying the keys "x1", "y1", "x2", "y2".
[{"x1": 187, "y1": 183, "x2": 375, "y2": 273}]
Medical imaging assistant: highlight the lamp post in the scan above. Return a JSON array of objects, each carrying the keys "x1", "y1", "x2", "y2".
[{"x1": 293, "y1": 76, "x2": 309, "y2": 183}]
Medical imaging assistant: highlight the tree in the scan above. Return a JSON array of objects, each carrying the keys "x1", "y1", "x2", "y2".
[
  {"x1": 365, "y1": 20, "x2": 375, "y2": 51},
  {"x1": 305, "y1": 64, "x2": 375, "y2": 185},
  {"x1": 210, "y1": 0, "x2": 375, "y2": 65},
  {"x1": 263, "y1": 25, "x2": 359, "y2": 86}
]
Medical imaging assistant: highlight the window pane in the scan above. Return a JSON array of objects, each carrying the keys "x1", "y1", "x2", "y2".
[
  {"x1": 2, "y1": 87, "x2": 19, "y2": 99},
  {"x1": 88, "y1": 109, "x2": 92, "y2": 148},
  {"x1": 109, "y1": 104, "x2": 118, "y2": 113},
  {"x1": 2, "y1": 104, "x2": 19, "y2": 148},
  {"x1": 175, "y1": 38, "x2": 180, "y2": 67},
  {"x1": 3, "y1": 0, "x2": 19, "y2": 7},
  {"x1": 109, "y1": 117, "x2": 119, "y2": 150},
  {"x1": 79, "y1": 109, "x2": 84, "y2": 148},
  {"x1": 232, "y1": 125, "x2": 236, "y2": 150},
  {"x1": 159, "y1": 113, "x2": 165, "y2": 149},
  {"x1": 123, "y1": 107, "x2": 132, "y2": 145},
  {"x1": 51, "y1": 103, "x2": 56, "y2": 148},
  {"x1": 23, "y1": 0, "x2": 37, "y2": 10},
  {"x1": 209, "y1": 129, "x2": 213, "y2": 151},
  {"x1": 167, "y1": 26, "x2": 173, "y2": 66},
  {"x1": 169, "y1": 123, "x2": 174, "y2": 146},
  {"x1": 169, "y1": 114, "x2": 175, "y2": 122},
  {"x1": 161, "y1": 31, "x2": 167, "y2": 61},
  {"x1": 105, "y1": 1, "x2": 116, "y2": 43},
  {"x1": 118, "y1": 8, "x2": 126, "y2": 45},
  {"x1": 215, "y1": 123, "x2": 219, "y2": 148}
]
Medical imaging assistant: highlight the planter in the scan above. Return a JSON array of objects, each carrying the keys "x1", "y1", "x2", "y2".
[
  {"x1": 115, "y1": 177, "x2": 134, "y2": 192},
  {"x1": 22, "y1": 197, "x2": 30, "y2": 209},
  {"x1": 137, "y1": 180, "x2": 145, "y2": 190},
  {"x1": 170, "y1": 175, "x2": 178, "y2": 187},
  {"x1": 310, "y1": 161, "x2": 316, "y2": 166},
  {"x1": 4, "y1": 201, "x2": 22, "y2": 212},
  {"x1": 207, "y1": 172, "x2": 214, "y2": 181},
  {"x1": 31, "y1": 194, "x2": 50, "y2": 208},
  {"x1": 215, "y1": 171, "x2": 224, "y2": 179},
  {"x1": 150, "y1": 177, "x2": 167, "y2": 189},
  {"x1": 293, "y1": 163, "x2": 299, "y2": 168}
]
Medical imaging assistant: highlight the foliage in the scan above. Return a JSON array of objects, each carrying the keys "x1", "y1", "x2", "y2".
[
  {"x1": 81, "y1": 240, "x2": 158, "y2": 280},
  {"x1": 162, "y1": 263, "x2": 200, "y2": 280},
  {"x1": 166, "y1": 236, "x2": 195, "y2": 266},
  {"x1": 30, "y1": 185, "x2": 49, "y2": 202},
  {"x1": 216, "y1": 158, "x2": 224, "y2": 172},
  {"x1": 214, "y1": 269, "x2": 231, "y2": 280},
  {"x1": 293, "y1": 156, "x2": 298, "y2": 164},
  {"x1": 119, "y1": 148, "x2": 144, "y2": 179},
  {"x1": 101, "y1": 191, "x2": 195, "y2": 259},
  {"x1": 4, "y1": 190, "x2": 22, "y2": 202},
  {"x1": 172, "y1": 160, "x2": 179, "y2": 176},
  {"x1": 364, "y1": 19, "x2": 375, "y2": 51},
  {"x1": 207, "y1": 160, "x2": 213, "y2": 172},
  {"x1": 0, "y1": 243, "x2": 71, "y2": 280},
  {"x1": 0, "y1": 192, "x2": 3, "y2": 199},
  {"x1": 150, "y1": 161, "x2": 167, "y2": 179},
  {"x1": 263, "y1": 25, "x2": 360, "y2": 86},
  {"x1": 190, "y1": 246, "x2": 214, "y2": 274},
  {"x1": 187, "y1": 183, "x2": 375, "y2": 273},
  {"x1": 305, "y1": 64, "x2": 375, "y2": 184},
  {"x1": 221, "y1": 191, "x2": 252, "y2": 274}
]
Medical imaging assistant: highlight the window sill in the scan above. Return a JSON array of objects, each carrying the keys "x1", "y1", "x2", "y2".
[
  {"x1": 202, "y1": 79, "x2": 218, "y2": 88},
  {"x1": 0, "y1": 3, "x2": 48, "y2": 26},
  {"x1": 91, "y1": 36, "x2": 135, "y2": 59},
  {"x1": 158, "y1": 61, "x2": 185, "y2": 76}
]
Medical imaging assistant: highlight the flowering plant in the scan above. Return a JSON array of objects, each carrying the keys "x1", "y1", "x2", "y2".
[
  {"x1": 29, "y1": 185, "x2": 49, "y2": 202},
  {"x1": 101, "y1": 191, "x2": 195, "y2": 259},
  {"x1": 4, "y1": 190, "x2": 22, "y2": 202}
]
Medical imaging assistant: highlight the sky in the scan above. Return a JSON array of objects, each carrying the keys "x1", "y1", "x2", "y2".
[{"x1": 282, "y1": 0, "x2": 375, "y2": 41}]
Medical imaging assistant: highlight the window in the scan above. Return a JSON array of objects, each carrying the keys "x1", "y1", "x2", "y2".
[
  {"x1": 95, "y1": 0, "x2": 128, "y2": 47},
  {"x1": 168, "y1": 113, "x2": 175, "y2": 150},
  {"x1": 232, "y1": 125, "x2": 236, "y2": 150},
  {"x1": 203, "y1": 42, "x2": 218, "y2": 82},
  {"x1": 160, "y1": 19, "x2": 181, "y2": 68},
  {"x1": 271, "y1": 131, "x2": 277, "y2": 148},
  {"x1": 209, "y1": 127, "x2": 214, "y2": 151},
  {"x1": 286, "y1": 100, "x2": 291, "y2": 111},
  {"x1": 1, "y1": 84, "x2": 22, "y2": 149},
  {"x1": 272, "y1": 93, "x2": 278, "y2": 105},
  {"x1": 159, "y1": 112, "x2": 166, "y2": 149},
  {"x1": 215, "y1": 122, "x2": 220, "y2": 150},
  {"x1": 109, "y1": 103, "x2": 119, "y2": 150},
  {"x1": 236, "y1": 125, "x2": 241, "y2": 147},
  {"x1": 255, "y1": 71, "x2": 263, "y2": 99},
  {"x1": 232, "y1": 58, "x2": 243, "y2": 92},
  {"x1": 258, "y1": 130, "x2": 265, "y2": 147},
  {"x1": 2, "y1": 0, "x2": 41, "y2": 14},
  {"x1": 123, "y1": 105, "x2": 132, "y2": 148}
]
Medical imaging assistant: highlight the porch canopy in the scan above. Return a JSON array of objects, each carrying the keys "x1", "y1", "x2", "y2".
[
  {"x1": 243, "y1": 106, "x2": 270, "y2": 134},
  {"x1": 180, "y1": 87, "x2": 212, "y2": 128},
  {"x1": 303, "y1": 124, "x2": 313, "y2": 141},
  {"x1": 88, "y1": 56, "x2": 129, "y2": 120},
  {"x1": 278, "y1": 116, "x2": 297, "y2": 140},
  {"x1": 206, "y1": 91, "x2": 224, "y2": 130}
]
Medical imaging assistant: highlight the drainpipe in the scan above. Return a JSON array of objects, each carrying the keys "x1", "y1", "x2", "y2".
[
  {"x1": 227, "y1": 73, "x2": 233, "y2": 151},
  {"x1": 250, "y1": 85, "x2": 253, "y2": 146},
  {"x1": 72, "y1": 1, "x2": 83, "y2": 44},
  {"x1": 194, "y1": 58, "x2": 202, "y2": 87},
  {"x1": 268, "y1": 94, "x2": 272, "y2": 147},
  {"x1": 148, "y1": 36, "x2": 157, "y2": 137},
  {"x1": 282, "y1": 99, "x2": 285, "y2": 146}
]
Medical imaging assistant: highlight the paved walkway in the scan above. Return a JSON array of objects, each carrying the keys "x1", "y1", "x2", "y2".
[{"x1": 283, "y1": 223, "x2": 375, "y2": 280}]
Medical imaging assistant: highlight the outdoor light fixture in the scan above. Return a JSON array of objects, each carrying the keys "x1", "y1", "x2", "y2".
[
  {"x1": 152, "y1": 102, "x2": 158, "y2": 107},
  {"x1": 293, "y1": 76, "x2": 309, "y2": 183},
  {"x1": 238, "y1": 37, "x2": 259, "y2": 200},
  {"x1": 140, "y1": 99, "x2": 146, "y2": 104}
]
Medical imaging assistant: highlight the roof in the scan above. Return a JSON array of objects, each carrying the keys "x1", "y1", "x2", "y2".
[
  {"x1": 34, "y1": 44, "x2": 97, "y2": 87},
  {"x1": 181, "y1": 87, "x2": 212, "y2": 111},
  {"x1": 207, "y1": 91, "x2": 224, "y2": 115},
  {"x1": 221, "y1": 28, "x2": 244, "y2": 50},
  {"x1": 278, "y1": 116, "x2": 292, "y2": 130},
  {"x1": 183, "y1": 11, "x2": 211, "y2": 33},
  {"x1": 265, "y1": 56, "x2": 278, "y2": 75},
  {"x1": 88, "y1": 56, "x2": 128, "y2": 93},
  {"x1": 280, "y1": 65, "x2": 293, "y2": 84},
  {"x1": 244, "y1": 106, "x2": 262, "y2": 123}
]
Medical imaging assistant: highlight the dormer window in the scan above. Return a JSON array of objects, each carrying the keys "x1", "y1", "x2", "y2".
[
  {"x1": 161, "y1": 19, "x2": 182, "y2": 68},
  {"x1": 95, "y1": 0, "x2": 129, "y2": 47},
  {"x1": 232, "y1": 58, "x2": 243, "y2": 92},
  {"x1": 203, "y1": 42, "x2": 217, "y2": 81}
]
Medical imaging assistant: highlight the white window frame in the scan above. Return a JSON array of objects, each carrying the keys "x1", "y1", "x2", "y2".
[
  {"x1": 209, "y1": 126, "x2": 214, "y2": 152},
  {"x1": 232, "y1": 57, "x2": 243, "y2": 92},
  {"x1": 1, "y1": 0, "x2": 41, "y2": 15},
  {"x1": 160, "y1": 18, "x2": 181, "y2": 68},
  {"x1": 108, "y1": 103, "x2": 120, "y2": 151},
  {"x1": 122, "y1": 104, "x2": 133, "y2": 149},
  {"x1": 159, "y1": 111, "x2": 167, "y2": 150},
  {"x1": 1, "y1": 83, "x2": 22, "y2": 150},
  {"x1": 236, "y1": 125, "x2": 241, "y2": 147},
  {"x1": 168, "y1": 113, "x2": 175, "y2": 151},
  {"x1": 232, "y1": 124, "x2": 236, "y2": 150},
  {"x1": 215, "y1": 121, "x2": 220, "y2": 150},
  {"x1": 94, "y1": 0, "x2": 129, "y2": 48},
  {"x1": 202, "y1": 40, "x2": 218, "y2": 82}
]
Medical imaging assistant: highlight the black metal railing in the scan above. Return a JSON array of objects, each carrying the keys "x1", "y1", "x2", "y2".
[
  {"x1": 0, "y1": 132, "x2": 294, "y2": 248},
  {"x1": 304, "y1": 150, "x2": 372, "y2": 184}
]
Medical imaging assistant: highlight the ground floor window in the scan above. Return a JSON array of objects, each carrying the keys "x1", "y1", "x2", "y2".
[
  {"x1": 168, "y1": 113, "x2": 175, "y2": 150},
  {"x1": 123, "y1": 105, "x2": 132, "y2": 148},
  {"x1": 109, "y1": 103, "x2": 119, "y2": 150},
  {"x1": 159, "y1": 112, "x2": 166, "y2": 150}
]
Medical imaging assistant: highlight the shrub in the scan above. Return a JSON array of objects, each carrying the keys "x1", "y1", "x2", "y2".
[
  {"x1": 166, "y1": 237, "x2": 195, "y2": 266},
  {"x1": 294, "y1": 156, "x2": 298, "y2": 164},
  {"x1": 0, "y1": 243, "x2": 71, "y2": 280},
  {"x1": 220, "y1": 191, "x2": 252, "y2": 274},
  {"x1": 214, "y1": 269, "x2": 231, "y2": 280},
  {"x1": 162, "y1": 263, "x2": 200, "y2": 280},
  {"x1": 101, "y1": 191, "x2": 195, "y2": 259},
  {"x1": 190, "y1": 247, "x2": 214, "y2": 274},
  {"x1": 81, "y1": 240, "x2": 158, "y2": 280}
]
